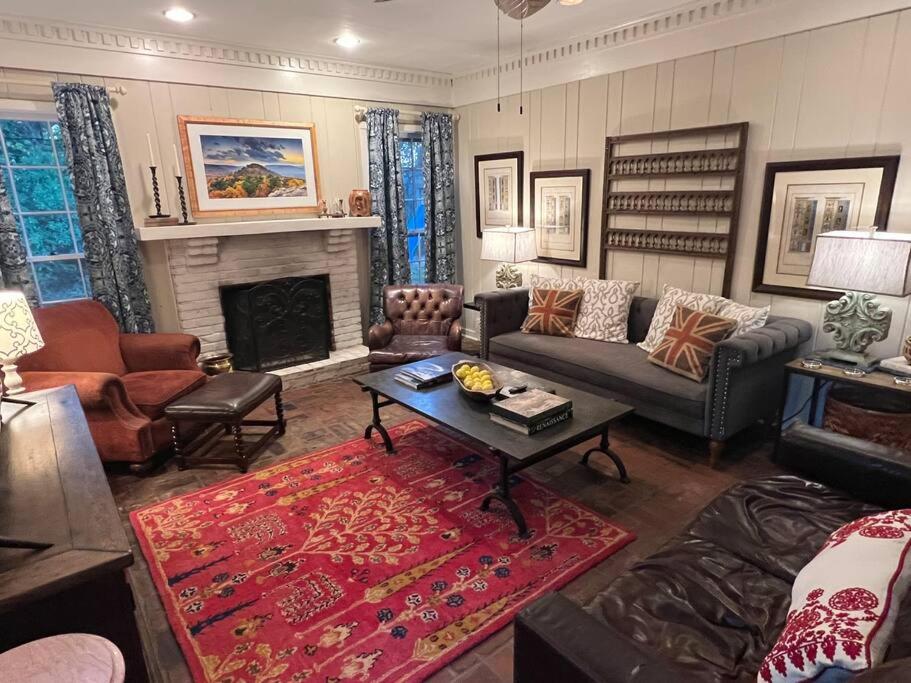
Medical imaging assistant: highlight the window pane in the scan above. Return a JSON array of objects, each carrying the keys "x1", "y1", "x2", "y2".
[
  {"x1": 22, "y1": 213, "x2": 75, "y2": 256},
  {"x1": 71, "y1": 213, "x2": 85, "y2": 252},
  {"x1": 13, "y1": 168, "x2": 65, "y2": 211},
  {"x1": 1, "y1": 120, "x2": 55, "y2": 166},
  {"x1": 34, "y1": 259, "x2": 87, "y2": 302}
]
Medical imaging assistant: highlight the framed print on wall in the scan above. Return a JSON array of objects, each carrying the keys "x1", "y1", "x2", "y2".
[
  {"x1": 752, "y1": 156, "x2": 899, "y2": 300},
  {"x1": 530, "y1": 169, "x2": 590, "y2": 267},
  {"x1": 177, "y1": 115, "x2": 322, "y2": 218},
  {"x1": 475, "y1": 151, "x2": 523, "y2": 238}
]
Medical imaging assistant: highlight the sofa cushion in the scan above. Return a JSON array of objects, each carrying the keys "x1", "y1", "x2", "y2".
[
  {"x1": 489, "y1": 331, "x2": 707, "y2": 419},
  {"x1": 590, "y1": 476, "x2": 886, "y2": 680},
  {"x1": 638, "y1": 285, "x2": 727, "y2": 353},
  {"x1": 122, "y1": 370, "x2": 207, "y2": 419},
  {"x1": 522, "y1": 288, "x2": 584, "y2": 337},
  {"x1": 368, "y1": 335, "x2": 449, "y2": 366},
  {"x1": 647, "y1": 305, "x2": 736, "y2": 382}
]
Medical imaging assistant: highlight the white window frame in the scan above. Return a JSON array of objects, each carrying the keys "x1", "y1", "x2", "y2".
[{"x1": 0, "y1": 100, "x2": 89, "y2": 304}]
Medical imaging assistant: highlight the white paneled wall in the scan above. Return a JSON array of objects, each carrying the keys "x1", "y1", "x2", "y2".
[{"x1": 457, "y1": 9, "x2": 911, "y2": 358}]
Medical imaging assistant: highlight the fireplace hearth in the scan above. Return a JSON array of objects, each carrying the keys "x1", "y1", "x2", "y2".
[{"x1": 220, "y1": 276, "x2": 331, "y2": 372}]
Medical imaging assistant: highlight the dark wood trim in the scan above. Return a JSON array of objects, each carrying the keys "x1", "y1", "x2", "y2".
[
  {"x1": 600, "y1": 121, "x2": 749, "y2": 298},
  {"x1": 751, "y1": 154, "x2": 900, "y2": 300},
  {"x1": 474, "y1": 151, "x2": 524, "y2": 239},
  {"x1": 530, "y1": 168, "x2": 590, "y2": 268}
]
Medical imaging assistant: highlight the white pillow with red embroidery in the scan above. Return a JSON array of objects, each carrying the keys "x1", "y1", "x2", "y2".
[{"x1": 758, "y1": 509, "x2": 911, "y2": 683}]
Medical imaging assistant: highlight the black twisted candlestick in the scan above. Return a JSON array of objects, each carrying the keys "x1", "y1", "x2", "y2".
[
  {"x1": 175, "y1": 175, "x2": 195, "y2": 225},
  {"x1": 148, "y1": 165, "x2": 170, "y2": 218}
]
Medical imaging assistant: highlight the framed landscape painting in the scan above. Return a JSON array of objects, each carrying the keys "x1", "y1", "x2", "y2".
[
  {"x1": 177, "y1": 116, "x2": 322, "y2": 218},
  {"x1": 530, "y1": 169, "x2": 590, "y2": 267},
  {"x1": 752, "y1": 156, "x2": 899, "y2": 300},
  {"x1": 475, "y1": 151, "x2": 523, "y2": 238}
]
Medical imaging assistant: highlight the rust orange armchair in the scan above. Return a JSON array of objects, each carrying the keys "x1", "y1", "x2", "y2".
[{"x1": 19, "y1": 300, "x2": 206, "y2": 472}]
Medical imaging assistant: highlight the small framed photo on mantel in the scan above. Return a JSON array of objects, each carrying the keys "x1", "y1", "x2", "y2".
[
  {"x1": 530, "y1": 169, "x2": 590, "y2": 268},
  {"x1": 752, "y1": 155, "x2": 899, "y2": 300},
  {"x1": 475, "y1": 151, "x2": 524, "y2": 238}
]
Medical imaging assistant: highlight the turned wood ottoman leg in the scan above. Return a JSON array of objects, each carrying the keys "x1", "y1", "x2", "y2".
[
  {"x1": 232, "y1": 423, "x2": 247, "y2": 473},
  {"x1": 275, "y1": 390, "x2": 286, "y2": 436}
]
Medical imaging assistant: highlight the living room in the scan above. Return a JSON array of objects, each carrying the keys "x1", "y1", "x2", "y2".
[{"x1": 2, "y1": 0, "x2": 911, "y2": 681}]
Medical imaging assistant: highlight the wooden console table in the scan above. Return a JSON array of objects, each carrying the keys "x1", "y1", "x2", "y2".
[{"x1": 0, "y1": 386, "x2": 148, "y2": 682}]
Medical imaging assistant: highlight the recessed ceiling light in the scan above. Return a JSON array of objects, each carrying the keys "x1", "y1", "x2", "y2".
[
  {"x1": 559, "y1": 0, "x2": 585, "y2": 5},
  {"x1": 164, "y1": 7, "x2": 195, "y2": 22},
  {"x1": 334, "y1": 35, "x2": 361, "y2": 49}
]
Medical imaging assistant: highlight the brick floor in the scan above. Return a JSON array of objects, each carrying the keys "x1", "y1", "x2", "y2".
[{"x1": 109, "y1": 372, "x2": 781, "y2": 682}]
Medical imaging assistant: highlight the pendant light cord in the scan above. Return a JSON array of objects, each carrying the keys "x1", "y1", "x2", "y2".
[
  {"x1": 519, "y1": 7, "x2": 524, "y2": 115},
  {"x1": 497, "y1": 4, "x2": 501, "y2": 113}
]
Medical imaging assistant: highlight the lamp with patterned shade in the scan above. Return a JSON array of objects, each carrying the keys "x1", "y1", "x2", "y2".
[
  {"x1": 481, "y1": 226, "x2": 538, "y2": 289},
  {"x1": 0, "y1": 290, "x2": 44, "y2": 396}
]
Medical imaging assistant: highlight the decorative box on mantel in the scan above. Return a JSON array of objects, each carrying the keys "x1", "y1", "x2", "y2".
[{"x1": 139, "y1": 216, "x2": 380, "y2": 389}]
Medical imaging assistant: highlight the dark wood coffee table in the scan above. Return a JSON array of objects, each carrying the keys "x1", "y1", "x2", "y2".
[{"x1": 354, "y1": 352, "x2": 634, "y2": 536}]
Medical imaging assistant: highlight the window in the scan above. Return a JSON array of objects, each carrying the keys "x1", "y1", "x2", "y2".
[
  {"x1": 0, "y1": 118, "x2": 89, "y2": 304},
  {"x1": 400, "y1": 136, "x2": 427, "y2": 283}
]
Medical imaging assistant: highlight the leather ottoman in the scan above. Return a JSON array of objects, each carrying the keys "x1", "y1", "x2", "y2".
[{"x1": 165, "y1": 371, "x2": 286, "y2": 472}]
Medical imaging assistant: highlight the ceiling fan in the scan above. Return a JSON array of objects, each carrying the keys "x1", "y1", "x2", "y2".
[{"x1": 374, "y1": 0, "x2": 556, "y2": 18}]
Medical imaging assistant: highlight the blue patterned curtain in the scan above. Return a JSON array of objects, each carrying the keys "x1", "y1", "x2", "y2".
[
  {"x1": 421, "y1": 113, "x2": 457, "y2": 284},
  {"x1": 53, "y1": 83, "x2": 154, "y2": 333},
  {"x1": 366, "y1": 108, "x2": 410, "y2": 325},
  {"x1": 0, "y1": 175, "x2": 38, "y2": 306}
]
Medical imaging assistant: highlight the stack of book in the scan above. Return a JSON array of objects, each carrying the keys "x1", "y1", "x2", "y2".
[
  {"x1": 489, "y1": 389, "x2": 573, "y2": 435},
  {"x1": 394, "y1": 361, "x2": 452, "y2": 390}
]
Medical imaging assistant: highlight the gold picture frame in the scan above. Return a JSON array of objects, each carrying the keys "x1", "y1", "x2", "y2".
[{"x1": 177, "y1": 115, "x2": 323, "y2": 218}]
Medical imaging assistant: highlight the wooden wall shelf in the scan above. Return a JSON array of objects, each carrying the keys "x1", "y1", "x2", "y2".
[{"x1": 599, "y1": 122, "x2": 749, "y2": 297}]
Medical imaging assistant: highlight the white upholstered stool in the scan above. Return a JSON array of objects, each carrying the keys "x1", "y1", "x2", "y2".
[{"x1": 0, "y1": 634, "x2": 125, "y2": 682}]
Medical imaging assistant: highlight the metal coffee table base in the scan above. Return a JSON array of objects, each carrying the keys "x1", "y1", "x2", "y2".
[{"x1": 362, "y1": 387, "x2": 629, "y2": 538}]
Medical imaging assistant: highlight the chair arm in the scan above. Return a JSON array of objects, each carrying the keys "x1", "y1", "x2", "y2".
[
  {"x1": 475, "y1": 288, "x2": 529, "y2": 359},
  {"x1": 21, "y1": 371, "x2": 143, "y2": 416},
  {"x1": 515, "y1": 593, "x2": 701, "y2": 683},
  {"x1": 447, "y1": 319, "x2": 462, "y2": 351},
  {"x1": 368, "y1": 320, "x2": 395, "y2": 350},
  {"x1": 705, "y1": 317, "x2": 813, "y2": 440},
  {"x1": 776, "y1": 422, "x2": 911, "y2": 509},
  {"x1": 120, "y1": 333, "x2": 200, "y2": 372}
]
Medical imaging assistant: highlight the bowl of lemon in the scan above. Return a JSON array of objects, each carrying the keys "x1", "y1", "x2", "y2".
[{"x1": 452, "y1": 360, "x2": 500, "y2": 401}]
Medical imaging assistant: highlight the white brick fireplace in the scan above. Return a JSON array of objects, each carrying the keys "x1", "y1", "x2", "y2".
[{"x1": 138, "y1": 217, "x2": 380, "y2": 388}]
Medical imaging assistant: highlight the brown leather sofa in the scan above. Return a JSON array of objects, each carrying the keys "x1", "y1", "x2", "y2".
[
  {"x1": 367, "y1": 284, "x2": 464, "y2": 371},
  {"x1": 19, "y1": 300, "x2": 206, "y2": 472},
  {"x1": 514, "y1": 423, "x2": 911, "y2": 682}
]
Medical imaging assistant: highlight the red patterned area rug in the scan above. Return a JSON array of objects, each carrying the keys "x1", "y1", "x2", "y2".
[{"x1": 131, "y1": 420, "x2": 634, "y2": 682}]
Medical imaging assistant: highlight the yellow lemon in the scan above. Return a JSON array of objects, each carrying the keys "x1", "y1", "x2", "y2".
[{"x1": 470, "y1": 366, "x2": 480, "y2": 373}]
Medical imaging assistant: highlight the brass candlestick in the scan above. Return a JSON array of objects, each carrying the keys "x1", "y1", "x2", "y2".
[
  {"x1": 148, "y1": 166, "x2": 170, "y2": 218},
  {"x1": 175, "y1": 175, "x2": 195, "y2": 225}
]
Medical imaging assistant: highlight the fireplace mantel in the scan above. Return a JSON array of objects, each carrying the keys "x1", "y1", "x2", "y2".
[{"x1": 136, "y1": 215, "x2": 380, "y2": 242}]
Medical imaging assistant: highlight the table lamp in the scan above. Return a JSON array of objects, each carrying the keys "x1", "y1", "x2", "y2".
[
  {"x1": 481, "y1": 226, "x2": 537, "y2": 289},
  {"x1": 0, "y1": 289, "x2": 44, "y2": 397},
  {"x1": 806, "y1": 229, "x2": 911, "y2": 370}
]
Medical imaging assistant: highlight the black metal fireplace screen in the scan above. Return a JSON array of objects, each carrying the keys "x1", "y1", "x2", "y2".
[{"x1": 220, "y1": 276, "x2": 331, "y2": 372}]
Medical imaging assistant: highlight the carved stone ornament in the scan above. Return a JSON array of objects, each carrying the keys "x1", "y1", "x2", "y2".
[
  {"x1": 495, "y1": 263, "x2": 523, "y2": 289},
  {"x1": 822, "y1": 291, "x2": 892, "y2": 354}
]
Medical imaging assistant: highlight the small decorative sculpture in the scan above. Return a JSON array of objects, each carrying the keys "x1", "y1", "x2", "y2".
[
  {"x1": 330, "y1": 198, "x2": 346, "y2": 218},
  {"x1": 318, "y1": 199, "x2": 329, "y2": 218},
  {"x1": 903, "y1": 335, "x2": 911, "y2": 363},
  {"x1": 348, "y1": 189, "x2": 372, "y2": 217}
]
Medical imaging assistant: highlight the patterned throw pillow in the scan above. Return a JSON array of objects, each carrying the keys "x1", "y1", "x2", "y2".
[
  {"x1": 717, "y1": 300, "x2": 770, "y2": 337},
  {"x1": 638, "y1": 285, "x2": 727, "y2": 353},
  {"x1": 647, "y1": 305, "x2": 736, "y2": 382},
  {"x1": 758, "y1": 509, "x2": 911, "y2": 683},
  {"x1": 521, "y1": 287, "x2": 584, "y2": 338},
  {"x1": 530, "y1": 274, "x2": 640, "y2": 343}
]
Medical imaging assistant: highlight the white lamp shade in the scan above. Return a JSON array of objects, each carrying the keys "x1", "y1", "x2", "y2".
[
  {"x1": 481, "y1": 226, "x2": 537, "y2": 264},
  {"x1": 0, "y1": 290, "x2": 44, "y2": 361},
  {"x1": 807, "y1": 230, "x2": 911, "y2": 296}
]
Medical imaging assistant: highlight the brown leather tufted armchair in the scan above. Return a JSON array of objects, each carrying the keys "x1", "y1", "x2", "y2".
[{"x1": 368, "y1": 284, "x2": 464, "y2": 371}]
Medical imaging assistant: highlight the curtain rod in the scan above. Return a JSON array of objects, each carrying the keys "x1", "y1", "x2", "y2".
[
  {"x1": 353, "y1": 105, "x2": 459, "y2": 123},
  {"x1": 0, "y1": 78, "x2": 127, "y2": 95}
]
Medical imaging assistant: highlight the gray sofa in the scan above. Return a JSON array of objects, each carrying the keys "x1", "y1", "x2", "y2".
[{"x1": 475, "y1": 288, "x2": 813, "y2": 464}]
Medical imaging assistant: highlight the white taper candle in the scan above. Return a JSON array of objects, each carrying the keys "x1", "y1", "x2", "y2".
[
  {"x1": 172, "y1": 143, "x2": 181, "y2": 177},
  {"x1": 146, "y1": 133, "x2": 155, "y2": 166}
]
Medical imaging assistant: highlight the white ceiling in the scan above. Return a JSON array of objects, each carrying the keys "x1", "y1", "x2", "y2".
[{"x1": 0, "y1": 0, "x2": 687, "y2": 74}]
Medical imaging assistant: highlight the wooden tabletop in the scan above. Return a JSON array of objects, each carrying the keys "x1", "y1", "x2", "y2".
[
  {"x1": 786, "y1": 358, "x2": 911, "y2": 397},
  {"x1": 0, "y1": 386, "x2": 133, "y2": 611},
  {"x1": 355, "y1": 352, "x2": 633, "y2": 462}
]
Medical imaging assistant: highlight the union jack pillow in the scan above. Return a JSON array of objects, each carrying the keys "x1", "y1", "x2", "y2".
[
  {"x1": 646, "y1": 305, "x2": 735, "y2": 381},
  {"x1": 759, "y1": 509, "x2": 911, "y2": 683},
  {"x1": 521, "y1": 287, "x2": 584, "y2": 338}
]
